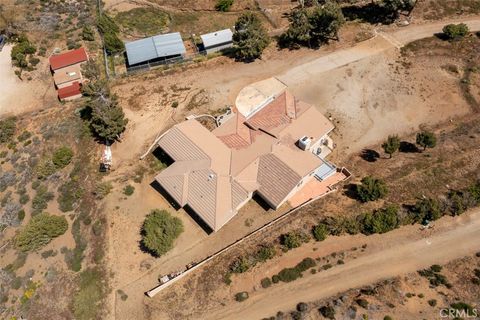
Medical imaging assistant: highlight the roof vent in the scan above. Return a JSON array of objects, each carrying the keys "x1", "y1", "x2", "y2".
[
  {"x1": 208, "y1": 173, "x2": 215, "y2": 181},
  {"x1": 68, "y1": 72, "x2": 77, "y2": 76},
  {"x1": 297, "y1": 136, "x2": 311, "y2": 151}
]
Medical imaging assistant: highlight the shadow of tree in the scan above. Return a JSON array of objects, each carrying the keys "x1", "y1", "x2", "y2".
[{"x1": 360, "y1": 149, "x2": 380, "y2": 162}]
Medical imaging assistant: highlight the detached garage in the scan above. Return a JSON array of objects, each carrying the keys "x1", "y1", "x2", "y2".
[{"x1": 125, "y1": 32, "x2": 186, "y2": 68}]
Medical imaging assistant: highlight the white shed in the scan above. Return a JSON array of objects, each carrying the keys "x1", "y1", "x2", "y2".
[{"x1": 200, "y1": 29, "x2": 233, "y2": 54}]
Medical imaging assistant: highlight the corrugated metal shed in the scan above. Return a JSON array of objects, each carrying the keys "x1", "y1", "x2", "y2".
[
  {"x1": 200, "y1": 29, "x2": 233, "y2": 49},
  {"x1": 125, "y1": 32, "x2": 186, "y2": 65}
]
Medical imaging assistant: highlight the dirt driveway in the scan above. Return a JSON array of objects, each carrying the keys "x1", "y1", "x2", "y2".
[{"x1": 206, "y1": 207, "x2": 480, "y2": 320}]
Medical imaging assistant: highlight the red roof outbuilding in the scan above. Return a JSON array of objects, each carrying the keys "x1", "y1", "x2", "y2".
[
  {"x1": 49, "y1": 48, "x2": 88, "y2": 71},
  {"x1": 58, "y1": 82, "x2": 82, "y2": 100}
]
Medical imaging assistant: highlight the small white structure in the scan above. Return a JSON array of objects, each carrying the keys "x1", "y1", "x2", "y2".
[
  {"x1": 200, "y1": 29, "x2": 233, "y2": 54},
  {"x1": 298, "y1": 136, "x2": 312, "y2": 150}
]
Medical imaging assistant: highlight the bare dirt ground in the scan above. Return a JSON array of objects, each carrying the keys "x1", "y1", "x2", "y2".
[
  {"x1": 204, "y1": 207, "x2": 480, "y2": 320},
  {"x1": 0, "y1": 45, "x2": 55, "y2": 117}
]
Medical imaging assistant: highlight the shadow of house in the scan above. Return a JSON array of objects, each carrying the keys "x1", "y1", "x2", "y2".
[
  {"x1": 152, "y1": 147, "x2": 174, "y2": 166},
  {"x1": 150, "y1": 180, "x2": 181, "y2": 211},
  {"x1": 183, "y1": 205, "x2": 214, "y2": 235}
]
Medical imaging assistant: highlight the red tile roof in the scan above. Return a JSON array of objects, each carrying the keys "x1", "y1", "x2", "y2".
[
  {"x1": 49, "y1": 48, "x2": 88, "y2": 70},
  {"x1": 58, "y1": 82, "x2": 82, "y2": 100}
]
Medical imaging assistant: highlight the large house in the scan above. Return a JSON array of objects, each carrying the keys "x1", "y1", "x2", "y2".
[
  {"x1": 154, "y1": 78, "x2": 342, "y2": 232},
  {"x1": 49, "y1": 47, "x2": 88, "y2": 101}
]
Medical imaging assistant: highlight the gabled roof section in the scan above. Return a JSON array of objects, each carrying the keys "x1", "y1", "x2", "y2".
[
  {"x1": 57, "y1": 82, "x2": 82, "y2": 99},
  {"x1": 256, "y1": 153, "x2": 302, "y2": 208},
  {"x1": 200, "y1": 29, "x2": 233, "y2": 48},
  {"x1": 50, "y1": 48, "x2": 88, "y2": 70},
  {"x1": 125, "y1": 32, "x2": 186, "y2": 65}
]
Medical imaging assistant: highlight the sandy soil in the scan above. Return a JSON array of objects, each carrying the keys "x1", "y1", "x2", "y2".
[{"x1": 0, "y1": 45, "x2": 56, "y2": 117}]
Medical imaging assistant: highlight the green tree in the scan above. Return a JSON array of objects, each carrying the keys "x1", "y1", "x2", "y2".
[
  {"x1": 281, "y1": 231, "x2": 305, "y2": 249},
  {"x1": 309, "y1": 1, "x2": 345, "y2": 43},
  {"x1": 360, "y1": 205, "x2": 399, "y2": 235},
  {"x1": 442, "y1": 23, "x2": 469, "y2": 40},
  {"x1": 412, "y1": 197, "x2": 442, "y2": 224},
  {"x1": 141, "y1": 209, "x2": 184, "y2": 256},
  {"x1": 281, "y1": 8, "x2": 312, "y2": 47},
  {"x1": 416, "y1": 131, "x2": 436, "y2": 150},
  {"x1": 15, "y1": 213, "x2": 68, "y2": 251},
  {"x1": 356, "y1": 176, "x2": 388, "y2": 202},
  {"x1": 382, "y1": 135, "x2": 400, "y2": 158},
  {"x1": 215, "y1": 0, "x2": 234, "y2": 11},
  {"x1": 232, "y1": 12, "x2": 270, "y2": 61},
  {"x1": 82, "y1": 80, "x2": 128, "y2": 142}
]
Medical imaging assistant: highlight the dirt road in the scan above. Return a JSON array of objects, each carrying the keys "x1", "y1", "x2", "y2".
[{"x1": 207, "y1": 208, "x2": 480, "y2": 320}]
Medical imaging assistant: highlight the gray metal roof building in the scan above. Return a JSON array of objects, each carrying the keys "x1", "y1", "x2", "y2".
[
  {"x1": 200, "y1": 29, "x2": 233, "y2": 53},
  {"x1": 125, "y1": 32, "x2": 186, "y2": 66}
]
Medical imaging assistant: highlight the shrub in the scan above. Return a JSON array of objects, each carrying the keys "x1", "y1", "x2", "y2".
[
  {"x1": 230, "y1": 256, "x2": 250, "y2": 274},
  {"x1": 58, "y1": 180, "x2": 84, "y2": 212},
  {"x1": 383, "y1": 316, "x2": 393, "y2": 320},
  {"x1": 271, "y1": 275, "x2": 280, "y2": 283},
  {"x1": 450, "y1": 302, "x2": 475, "y2": 314},
  {"x1": 117, "y1": 289, "x2": 128, "y2": 301},
  {"x1": 261, "y1": 277, "x2": 272, "y2": 288},
  {"x1": 82, "y1": 26, "x2": 95, "y2": 41},
  {"x1": 428, "y1": 299, "x2": 437, "y2": 307},
  {"x1": 296, "y1": 257, "x2": 316, "y2": 272},
  {"x1": 215, "y1": 0, "x2": 234, "y2": 11},
  {"x1": 356, "y1": 176, "x2": 388, "y2": 202},
  {"x1": 36, "y1": 159, "x2": 57, "y2": 179},
  {"x1": 94, "y1": 182, "x2": 113, "y2": 199},
  {"x1": 442, "y1": 23, "x2": 469, "y2": 40},
  {"x1": 312, "y1": 223, "x2": 328, "y2": 241},
  {"x1": 235, "y1": 291, "x2": 249, "y2": 302},
  {"x1": 276, "y1": 267, "x2": 302, "y2": 282},
  {"x1": 18, "y1": 210, "x2": 25, "y2": 221},
  {"x1": 19, "y1": 193, "x2": 30, "y2": 205},
  {"x1": 297, "y1": 302, "x2": 308, "y2": 312},
  {"x1": 255, "y1": 245, "x2": 276, "y2": 262},
  {"x1": 17, "y1": 131, "x2": 32, "y2": 142},
  {"x1": 15, "y1": 213, "x2": 68, "y2": 251},
  {"x1": 141, "y1": 209, "x2": 184, "y2": 256},
  {"x1": 11, "y1": 277, "x2": 22, "y2": 289},
  {"x1": 360, "y1": 205, "x2": 399, "y2": 235},
  {"x1": 52, "y1": 146, "x2": 73, "y2": 169},
  {"x1": 430, "y1": 264, "x2": 442, "y2": 273},
  {"x1": 411, "y1": 198, "x2": 442, "y2": 224},
  {"x1": 171, "y1": 101, "x2": 179, "y2": 108},
  {"x1": 0, "y1": 117, "x2": 17, "y2": 143},
  {"x1": 356, "y1": 298, "x2": 369, "y2": 309},
  {"x1": 32, "y1": 185, "x2": 54, "y2": 213},
  {"x1": 123, "y1": 185, "x2": 135, "y2": 196},
  {"x1": 281, "y1": 231, "x2": 308, "y2": 250},
  {"x1": 319, "y1": 305, "x2": 335, "y2": 319}
]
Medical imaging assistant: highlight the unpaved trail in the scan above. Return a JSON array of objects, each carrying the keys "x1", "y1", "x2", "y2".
[{"x1": 206, "y1": 208, "x2": 480, "y2": 320}]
